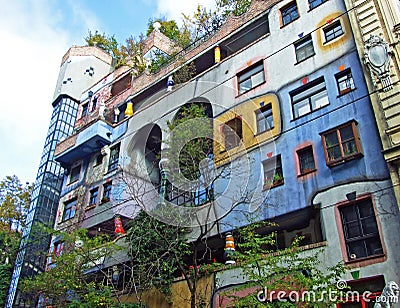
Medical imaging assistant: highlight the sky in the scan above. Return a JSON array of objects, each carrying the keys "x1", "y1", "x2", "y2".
[{"x1": 0, "y1": 0, "x2": 216, "y2": 185}]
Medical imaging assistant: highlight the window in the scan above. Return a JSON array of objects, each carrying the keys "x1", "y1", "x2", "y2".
[
  {"x1": 335, "y1": 69, "x2": 355, "y2": 95},
  {"x1": 63, "y1": 199, "x2": 77, "y2": 221},
  {"x1": 308, "y1": 0, "x2": 327, "y2": 10},
  {"x1": 291, "y1": 77, "x2": 329, "y2": 119},
  {"x1": 238, "y1": 62, "x2": 265, "y2": 95},
  {"x1": 102, "y1": 182, "x2": 112, "y2": 202},
  {"x1": 222, "y1": 117, "x2": 243, "y2": 150},
  {"x1": 339, "y1": 197, "x2": 383, "y2": 260},
  {"x1": 91, "y1": 95, "x2": 98, "y2": 112},
  {"x1": 81, "y1": 103, "x2": 89, "y2": 118},
  {"x1": 263, "y1": 155, "x2": 284, "y2": 188},
  {"x1": 108, "y1": 144, "x2": 120, "y2": 172},
  {"x1": 89, "y1": 188, "x2": 99, "y2": 205},
  {"x1": 294, "y1": 35, "x2": 315, "y2": 63},
  {"x1": 94, "y1": 154, "x2": 103, "y2": 166},
  {"x1": 69, "y1": 164, "x2": 81, "y2": 184},
  {"x1": 256, "y1": 104, "x2": 274, "y2": 133},
  {"x1": 321, "y1": 121, "x2": 362, "y2": 166},
  {"x1": 297, "y1": 146, "x2": 315, "y2": 175},
  {"x1": 281, "y1": 2, "x2": 299, "y2": 26},
  {"x1": 47, "y1": 241, "x2": 64, "y2": 265},
  {"x1": 323, "y1": 20, "x2": 344, "y2": 43}
]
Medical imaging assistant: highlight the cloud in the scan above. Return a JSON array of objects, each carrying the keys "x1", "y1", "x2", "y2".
[
  {"x1": 0, "y1": 0, "x2": 73, "y2": 183},
  {"x1": 154, "y1": 0, "x2": 216, "y2": 25}
]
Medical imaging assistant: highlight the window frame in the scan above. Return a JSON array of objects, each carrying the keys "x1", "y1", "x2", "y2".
[
  {"x1": 222, "y1": 117, "x2": 243, "y2": 150},
  {"x1": 294, "y1": 34, "x2": 315, "y2": 63},
  {"x1": 262, "y1": 155, "x2": 284, "y2": 189},
  {"x1": 62, "y1": 198, "x2": 77, "y2": 221},
  {"x1": 335, "y1": 68, "x2": 356, "y2": 96},
  {"x1": 89, "y1": 187, "x2": 99, "y2": 206},
  {"x1": 91, "y1": 95, "x2": 98, "y2": 112},
  {"x1": 338, "y1": 196, "x2": 384, "y2": 262},
  {"x1": 280, "y1": 1, "x2": 299, "y2": 27},
  {"x1": 108, "y1": 144, "x2": 120, "y2": 172},
  {"x1": 321, "y1": 121, "x2": 362, "y2": 167},
  {"x1": 308, "y1": 0, "x2": 328, "y2": 10},
  {"x1": 68, "y1": 163, "x2": 81, "y2": 184},
  {"x1": 102, "y1": 182, "x2": 112, "y2": 203},
  {"x1": 81, "y1": 103, "x2": 89, "y2": 118},
  {"x1": 290, "y1": 77, "x2": 329, "y2": 119},
  {"x1": 94, "y1": 153, "x2": 103, "y2": 166},
  {"x1": 323, "y1": 20, "x2": 344, "y2": 43},
  {"x1": 297, "y1": 146, "x2": 316, "y2": 175},
  {"x1": 47, "y1": 241, "x2": 64, "y2": 265},
  {"x1": 237, "y1": 61, "x2": 265, "y2": 95},
  {"x1": 256, "y1": 103, "x2": 274, "y2": 134}
]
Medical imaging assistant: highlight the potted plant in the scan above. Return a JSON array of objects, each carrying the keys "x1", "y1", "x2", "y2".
[
  {"x1": 101, "y1": 196, "x2": 110, "y2": 203},
  {"x1": 272, "y1": 173, "x2": 284, "y2": 186}
]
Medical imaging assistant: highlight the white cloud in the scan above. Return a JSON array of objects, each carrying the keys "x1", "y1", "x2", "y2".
[
  {"x1": 155, "y1": 0, "x2": 216, "y2": 25},
  {"x1": 0, "y1": 0, "x2": 73, "y2": 183}
]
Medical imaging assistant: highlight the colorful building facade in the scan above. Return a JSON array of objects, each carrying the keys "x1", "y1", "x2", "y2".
[{"x1": 18, "y1": 0, "x2": 400, "y2": 307}]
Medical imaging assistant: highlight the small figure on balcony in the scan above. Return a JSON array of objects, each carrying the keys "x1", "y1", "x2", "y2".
[
  {"x1": 166, "y1": 75, "x2": 174, "y2": 92},
  {"x1": 224, "y1": 232, "x2": 236, "y2": 265},
  {"x1": 114, "y1": 215, "x2": 125, "y2": 235}
]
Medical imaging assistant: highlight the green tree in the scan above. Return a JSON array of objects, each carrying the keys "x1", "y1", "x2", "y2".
[
  {"x1": 127, "y1": 210, "x2": 191, "y2": 304},
  {"x1": 0, "y1": 227, "x2": 21, "y2": 306},
  {"x1": 182, "y1": 4, "x2": 223, "y2": 43},
  {"x1": 216, "y1": 0, "x2": 252, "y2": 17},
  {"x1": 0, "y1": 175, "x2": 31, "y2": 306},
  {"x1": 0, "y1": 175, "x2": 31, "y2": 231},
  {"x1": 228, "y1": 222, "x2": 346, "y2": 307},
  {"x1": 85, "y1": 30, "x2": 119, "y2": 57},
  {"x1": 20, "y1": 228, "x2": 126, "y2": 307}
]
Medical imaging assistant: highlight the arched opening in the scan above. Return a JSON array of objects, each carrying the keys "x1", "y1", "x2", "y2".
[
  {"x1": 129, "y1": 124, "x2": 162, "y2": 187},
  {"x1": 163, "y1": 100, "x2": 214, "y2": 206}
]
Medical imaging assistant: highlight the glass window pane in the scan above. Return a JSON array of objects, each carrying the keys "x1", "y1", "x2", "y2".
[
  {"x1": 239, "y1": 79, "x2": 252, "y2": 94},
  {"x1": 294, "y1": 99, "x2": 311, "y2": 117},
  {"x1": 361, "y1": 217, "x2": 378, "y2": 235},
  {"x1": 342, "y1": 141, "x2": 357, "y2": 156},
  {"x1": 311, "y1": 90, "x2": 329, "y2": 110},
  {"x1": 346, "y1": 221, "x2": 362, "y2": 238},
  {"x1": 365, "y1": 238, "x2": 383, "y2": 256},
  {"x1": 325, "y1": 131, "x2": 339, "y2": 147},
  {"x1": 251, "y1": 71, "x2": 265, "y2": 88},
  {"x1": 347, "y1": 240, "x2": 367, "y2": 259},
  {"x1": 341, "y1": 206, "x2": 357, "y2": 222},
  {"x1": 340, "y1": 125, "x2": 354, "y2": 141},
  {"x1": 327, "y1": 145, "x2": 341, "y2": 161}
]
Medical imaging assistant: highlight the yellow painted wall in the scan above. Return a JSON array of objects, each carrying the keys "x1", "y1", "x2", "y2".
[
  {"x1": 316, "y1": 12, "x2": 351, "y2": 52},
  {"x1": 119, "y1": 275, "x2": 214, "y2": 308},
  {"x1": 214, "y1": 93, "x2": 281, "y2": 166}
]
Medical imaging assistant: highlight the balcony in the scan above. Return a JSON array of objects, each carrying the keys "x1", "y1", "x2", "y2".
[{"x1": 55, "y1": 120, "x2": 112, "y2": 167}]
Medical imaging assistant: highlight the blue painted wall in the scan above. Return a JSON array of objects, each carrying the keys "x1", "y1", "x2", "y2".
[{"x1": 219, "y1": 50, "x2": 389, "y2": 231}]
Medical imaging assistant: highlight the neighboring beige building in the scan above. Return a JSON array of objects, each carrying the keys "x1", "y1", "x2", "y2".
[{"x1": 344, "y1": 0, "x2": 400, "y2": 206}]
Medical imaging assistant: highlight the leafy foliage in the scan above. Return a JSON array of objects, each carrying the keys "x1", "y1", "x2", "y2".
[
  {"x1": 0, "y1": 175, "x2": 31, "y2": 230},
  {"x1": 127, "y1": 210, "x2": 191, "y2": 299},
  {"x1": 146, "y1": 18, "x2": 181, "y2": 42},
  {"x1": 0, "y1": 229, "x2": 21, "y2": 306},
  {"x1": 166, "y1": 103, "x2": 213, "y2": 183},
  {"x1": 182, "y1": 4, "x2": 223, "y2": 43},
  {"x1": 216, "y1": 0, "x2": 252, "y2": 17},
  {"x1": 0, "y1": 175, "x2": 31, "y2": 306},
  {"x1": 229, "y1": 222, "x2": 346, "y2": 307},
  {"x1": 20, "y1": 228, "x2": 122, "y2": 307},
  {"x1": 85, "y1": 31, "x2": 119, "y2": 57}
]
